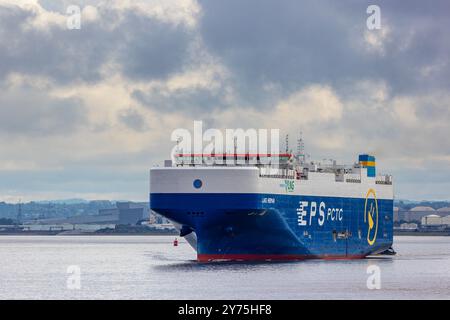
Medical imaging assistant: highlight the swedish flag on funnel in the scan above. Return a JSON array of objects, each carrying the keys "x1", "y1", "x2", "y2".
[{"x1": 359, "y1": 154, "x2": 376, "y2": 177}]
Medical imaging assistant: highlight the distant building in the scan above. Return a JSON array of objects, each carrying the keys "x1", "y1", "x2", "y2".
[
  {"x1": 31, "y1": 202, "x2": 144, "y2": 226},
  {"x1": 443, "y1": 215, "x2": 450, "y2": 225},
  {"x1": 437, "y1": 207, "x2": 450, "y2": 214},
  {"x1": 151, "y1": 212, "x2": 170, "y2": 224},
  {"x1": 393, "y1": 207, "x2": 399, "y2": 221},
  {"x1": 399, "y1": 223, "x2": 418, "y2": 230},
  {"x1": 421, "y1": 214, "x2": 443, "y2": 226},
  {"x1": 402, "y1": 206, "x2": 436, "y2": 222},
  {"x1": 116, "y1": 202, "x2": 145, "y2": 225},
  {"x1": 97, "y1": 202, "x2": 144, "y2": 225}
]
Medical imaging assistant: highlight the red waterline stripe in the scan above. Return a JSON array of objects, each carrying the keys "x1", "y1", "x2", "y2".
[{"x1": 197, "y1": 254, "x2": 366, "y2": 262}]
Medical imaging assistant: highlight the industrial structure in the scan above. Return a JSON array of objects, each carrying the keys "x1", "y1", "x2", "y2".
[
  {"x1": 7, "y1": 202, "x2": 147, "y2": 233},
  {"x1": 394, "y1": 205, "x2": 450, "y2": 233},
  {"x1": 395, "y1": 206, "x2": 450, "y2": 223}
]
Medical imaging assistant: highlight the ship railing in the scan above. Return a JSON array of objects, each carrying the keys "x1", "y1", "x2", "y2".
[
  {"x1": 260, "y1": 174, "x2": 297, "y2": 179},
  {"x1": 259, "y1": 168, "x2": 296, "y2": 180},
  {"x1": 375, "y1": 175, "x2": 393, "y2": 185},
  {"x1": 345, "y1": 178, "x2": 361, "y2": 183},
  {"x1": 345, "y1": 173, "x2": 361, "y2": 183}
]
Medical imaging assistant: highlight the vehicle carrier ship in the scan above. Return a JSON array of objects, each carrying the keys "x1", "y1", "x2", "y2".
[{"x1": 150, "y1": 149, "x2": 394, "y2": 262}]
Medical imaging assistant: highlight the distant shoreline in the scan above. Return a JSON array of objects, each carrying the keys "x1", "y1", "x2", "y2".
[
  {"x1": 394, "y1": 231, "x2": 450, "y2": 236},
  {"x1": 0, "y1": 231, "x2": 178, "y2": 236},
  {"x1": 1, "y1": 231, "x2": 449, "y2": 236}
]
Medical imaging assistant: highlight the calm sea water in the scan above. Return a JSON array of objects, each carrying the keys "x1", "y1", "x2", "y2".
[{"x1": 0, "y1": 235, "x2": 449, "y2": 300}]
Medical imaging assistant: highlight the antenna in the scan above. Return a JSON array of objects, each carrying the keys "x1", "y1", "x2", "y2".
[
  {"x1": 17, "y1": 199, "x2": 22, "y2": 225},
  {"x1": 285, "y1": 134, "x2": 289, "y2": 154},
  {"x1": 297, "y1": 131, "x2": 305, "y2": 162},
  {"x1": 233, "y1": 136, "x2": 238, "y2": 162}
]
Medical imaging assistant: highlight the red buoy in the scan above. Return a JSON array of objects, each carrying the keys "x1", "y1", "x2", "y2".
[{"x1": 173, "y1": 238, "x2": 178, "y2": 246}]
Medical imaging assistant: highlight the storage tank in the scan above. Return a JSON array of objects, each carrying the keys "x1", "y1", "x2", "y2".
[{"x1": 421, "y1": 214, "x2": 442, "y2": 226}]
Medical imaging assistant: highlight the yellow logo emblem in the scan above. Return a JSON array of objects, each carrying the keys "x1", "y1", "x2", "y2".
[{"x1": 364, "y1": 189, "x2": 378, "y2": 246}]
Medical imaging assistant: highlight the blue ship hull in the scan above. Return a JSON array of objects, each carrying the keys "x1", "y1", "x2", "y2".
[{"x1": 150, "y1": 193, "x2": 394, "y2": 261}]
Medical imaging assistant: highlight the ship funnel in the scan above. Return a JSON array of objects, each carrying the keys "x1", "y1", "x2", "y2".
[{"x1": 359, "y1": 154, "x2": 376, "y2": 177}]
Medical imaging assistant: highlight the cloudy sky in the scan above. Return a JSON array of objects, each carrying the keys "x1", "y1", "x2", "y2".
[{"x1": 0, "y1": 0, "x2": 449, "y2": 202}]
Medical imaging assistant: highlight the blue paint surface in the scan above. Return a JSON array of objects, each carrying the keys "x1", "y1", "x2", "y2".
[
  {"x1": 193, "y1": 179, "x2": 203, "y2": 189},
  {"x1": 150, "y1": 193, "x2": 393, "y2": 257}
]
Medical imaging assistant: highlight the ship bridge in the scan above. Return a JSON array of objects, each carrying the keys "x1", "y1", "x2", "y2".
[{"x1": 170, "y1": 153, "x2": 392, "y2": 185}]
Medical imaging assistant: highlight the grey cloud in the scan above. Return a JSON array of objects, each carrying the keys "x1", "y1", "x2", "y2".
[
  {"x1": 132, "y1": 86, "x2": 228, "y2": 115},
  {"x1": 116, "y1": 11, "x2": 192, "y2": 81},
  {"x1": 198, "y1": 0, "x2": 450, "y2": 102},
  {"x1": 1, "y1": 0, "x2": 449, "y2": 201},
  {"x1": 0, "y1": 4, "x2": 194, "y2": 84},
  {"x1": 38, "y1": 0, "x2": 103, "y2": 12},
  {"x1": 0, "y1": 6, "x2": 110, "y2": 84},
  {"x1": 118, "y1": 108, "x2": 148, "y2": 132},
  {"x1": 0, "y1": 87, "x2": 86, "y2": 135}
]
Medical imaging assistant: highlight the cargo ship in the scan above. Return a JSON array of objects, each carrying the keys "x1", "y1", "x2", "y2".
[{"x1": 150, "y1": 148, "x2": 394, "y2": 262}]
